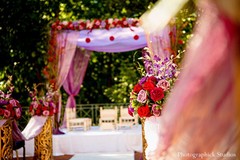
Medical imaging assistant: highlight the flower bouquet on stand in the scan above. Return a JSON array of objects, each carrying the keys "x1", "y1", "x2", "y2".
[
  {"x1": 28, "y1": 84, "x2": 57, "y2": 117},
  {"x1": 0, "y1": 76, "x2": 22, "y2": 120},
  {"x1": 128, "y1": 47, "x2": 179, "y2": 119},
  {"x1": 128, "y1": 47, "x2": 180, "y2": 160},
  {"x1": 27, "y1": 84, "x2": 57, "y2": 160},
  {"x1": 0, "y1": 76, "x2": 22, "y2": 159}
]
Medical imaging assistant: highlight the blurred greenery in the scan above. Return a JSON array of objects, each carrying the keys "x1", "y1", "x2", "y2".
[{"x1": 0, "y1": 0, "x2": 197, "y2": 108}]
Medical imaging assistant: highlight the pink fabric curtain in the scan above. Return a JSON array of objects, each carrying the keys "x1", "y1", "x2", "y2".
[
  {"x1": 145, "y1": 26, "x2": 172, "y2": 59},
  {"x1": 56, "y1": 31, "x2": 80, "y2": 89},
  {"x1": 61, "y1": 48, "x2": 91, "y2": 127},
  {"x1": 63, "y1": 48, "x2": 91, "y2": 109},
  {"x1": 55, "y1": 31, "x2": 80, "y2": 124},
  {"x1": 149, "y1": 1, "x2": 239, "y2": 159}
]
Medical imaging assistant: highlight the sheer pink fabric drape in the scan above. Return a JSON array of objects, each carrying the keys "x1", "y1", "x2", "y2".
[
  {"x1": 54, "y1": 31, "x2": 80, "y2": 126},
  {"x1": 63, "y1": 48, "x2": 91, "y2": 109},
  {"x1": 61, "y1": 48, "x2": 91, "y2": 127},
  {"x1": 149, "y1": 1, "x2": 239, "y2": 159},
  {"x1": 145, "y1": 26, "x2": 171, "y2": 59},
  {"x1": 56, "y1": 31, "x2": 80, "y2": 89}
]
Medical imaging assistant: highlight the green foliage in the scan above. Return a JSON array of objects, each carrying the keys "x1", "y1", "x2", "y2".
[
  {"x1": 57, "y1": 0, "x2": 157, "y2": 20},
  {"x1": 103, "y1": 51, "x2": 143, "y2": 103},
  {"x1": 174, "y1": 0, "x2": 198, "y2": 65},
  {"x1": 0, "y1": 0, "x2": 60, "y2": 105},
  {"x1": 76, "y1": 50, "x2": 143, "y2": 104}
]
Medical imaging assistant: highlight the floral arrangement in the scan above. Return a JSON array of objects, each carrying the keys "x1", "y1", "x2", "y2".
[
  {"x1": 51, "y1": 17, "x2": 139, "y2": 31},
  {"x1": 128, "y1": 47, "x2": 179, "y2": 118},
  {"x1": 0, "y1": 76, "x2": 22, "y2": 120},
  {"x1": 28, "y1": 84, "x2": 57, "y2": 117}
]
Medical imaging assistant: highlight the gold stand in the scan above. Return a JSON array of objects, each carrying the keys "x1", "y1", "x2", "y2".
[
  {"x1": 34, "y1": 117, "x2": 53, "y2": 160},
  {"x1": 0, "y1": 119, "x2": 13, "y2": 159},
  {"x1": 141, "y1": 118, "x2": 147, "y2": 160}
]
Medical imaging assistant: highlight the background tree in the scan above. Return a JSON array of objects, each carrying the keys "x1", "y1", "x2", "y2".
[{"x1": 0, "y1": 0, "x2": 60, "y2": 105}]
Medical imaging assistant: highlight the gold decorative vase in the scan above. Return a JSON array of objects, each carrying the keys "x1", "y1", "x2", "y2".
[
  {"x1": 0, "y1": 119, "x2": 13, "y2": 159},
  {"x1": 141, "y1": 118, "x2": 147, "y2": 160},
  {"x1": 34, "y1": 117, "x2": 53, "y2": 160}
]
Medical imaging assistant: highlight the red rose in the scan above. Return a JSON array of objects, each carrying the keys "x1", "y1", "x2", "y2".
[
  {"x1": 29, "y1": 105, "x2": 33, "y2": 112},
  {"x1": 42, "y1": 106, "x2": 48, "y2": 111},
  {"x1": 49, "y1": 109, "x2": 54, "y2": 116},
  {"x1": 49, "y1": 106, "x2": 54, "y2": 116},
  {"x1": 11, "y1": 110, "x2": 15, "y2": 117},
  {"x1": 137, "y1": 105, "x2": 151, "y2": 118},
  {"x1": 147, "y1": 76, "x2": 157, "y2": 83},
  {"x1": 150, "y1": 87, "x2": 164, "y2": 102},
  {"x1": 133, "y1": 83, "x2": 142, "y2": 93},
  {"x1": 37, "y1": 104, "x2": 43, "y2": 110},
  {"x1": 143, "y1": 81, "x2": 155, "y2": 91},
  {"x1": 6, "y1": 104, "x2": 13, "y2": 110},
  {"x1": 36, "y1": 109, "x2": 42, "y2": 116},
  {"x1": 0, "y1": 109, "x2": 4, "y2": 115}
]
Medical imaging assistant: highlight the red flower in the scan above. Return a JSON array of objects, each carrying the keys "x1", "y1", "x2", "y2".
[
  {"x1": 0, "y1": 109, "x2": 4, "y2": 115},
  {"x1": 35, "y1": 109, "x2": 42, "y2": 116},
  {"x1": 37, "y1": 104, "x2": 42, "y2": 110},
  {"x1": 150, "y1": 87, "x2": 164, "y2": 102},
  {"x1": 143, "y1": 81, "x2": 155, "y2": 91},
  {"x1": 85, "y1": 38, "x2": 91, "y2": 43},
  {"x1": 137, "y1": 105, "x2": 151, "y2": 118},
  {"x1": 133, "y1": 83, "x2": 142, "y2": 93},
  {"x1": 42, "y1": 106, "x2": 48, "y2": 111},
  {"x1": 133, "y1": 35, "x2": 139, "y2": 40},
  {"x1": 29, "y1": 105, "x2": 33, "y2": 112},
  {"x1": 49, "y1": 106, "x2": 54, "y2": 116},
  {"x1": 109, "y1": 36, "x2": 115, "y2": 41},
  {"x1": 178, "y1": 39, "x2": 184, "y2": 44},
  {"x1": 147, "y1": 76, "x2": 157, "y2": 84},
  {"x1": 11, "y1": 110, "x2": 15, "y2": 117}
]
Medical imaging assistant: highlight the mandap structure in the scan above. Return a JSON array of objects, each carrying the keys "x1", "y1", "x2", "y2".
[{"x1": 44, "y1": 17, "x2": 173, "y2": 134}]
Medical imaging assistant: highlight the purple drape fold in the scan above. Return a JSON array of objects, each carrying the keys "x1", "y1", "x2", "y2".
[
  {"x1": 56, "y1": 31, "x2": 80, "y2": 89},
  {"x1": 61, "y1": 48, "x2": 91, "y2": 127},
  {"x1": 55, "y1": 31, "x2": 80, "y2": 123},
  {"x1": 63, "y1": 48, "x2": 91, "y2": 109}
]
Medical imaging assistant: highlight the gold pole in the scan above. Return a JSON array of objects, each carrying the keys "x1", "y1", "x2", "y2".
[
  {"x1": 34, "y1": 117, "x2": 53, "y2": 160},
  {"x1": 0, "y1": 119, "x2": 13, "y2": 159},
  {"x1": 141, "y1": 118, "x2": 147, "y2": 160}
]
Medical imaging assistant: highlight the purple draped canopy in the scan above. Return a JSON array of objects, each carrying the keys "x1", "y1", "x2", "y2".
[{"x1": 55, "y1": 26, "x2": 149, "y2": 127}]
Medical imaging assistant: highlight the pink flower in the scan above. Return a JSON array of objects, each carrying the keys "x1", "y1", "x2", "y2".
[
  {"x1": 32, "y1": 101, "x2": 38, "y2": 109},
  {"x1": 137, "y1": 89, "x2": 147, "y2": 103},
  {"x1": 15, "y1": 108, "x2": 22, "y2": 118},
  {"x1": 152, "y1": 104, "x2": 161, "y2": 116},
  {"x1": 43, "y1": 101, "x2": 49, "y2": 107},
  {"x1": 30, "y1": 110, "x2": 35, "y2": 116},
  {"x1": 43, "y1": 110, "x2": 50, "y2": 116},
  {"x1": 156, "y1": 79, "x2": 170, "y2": 91},
  {"x1": 4, "y1": 110, "x2": 11, "y2": 118},
  {"x1": 9, "y1": 99, "x2": 17, "y2": 106}
]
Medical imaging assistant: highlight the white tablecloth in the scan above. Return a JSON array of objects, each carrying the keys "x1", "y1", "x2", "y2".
[{"x1": 17, "y1": 125, "x2": 142, "y2": 157}]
